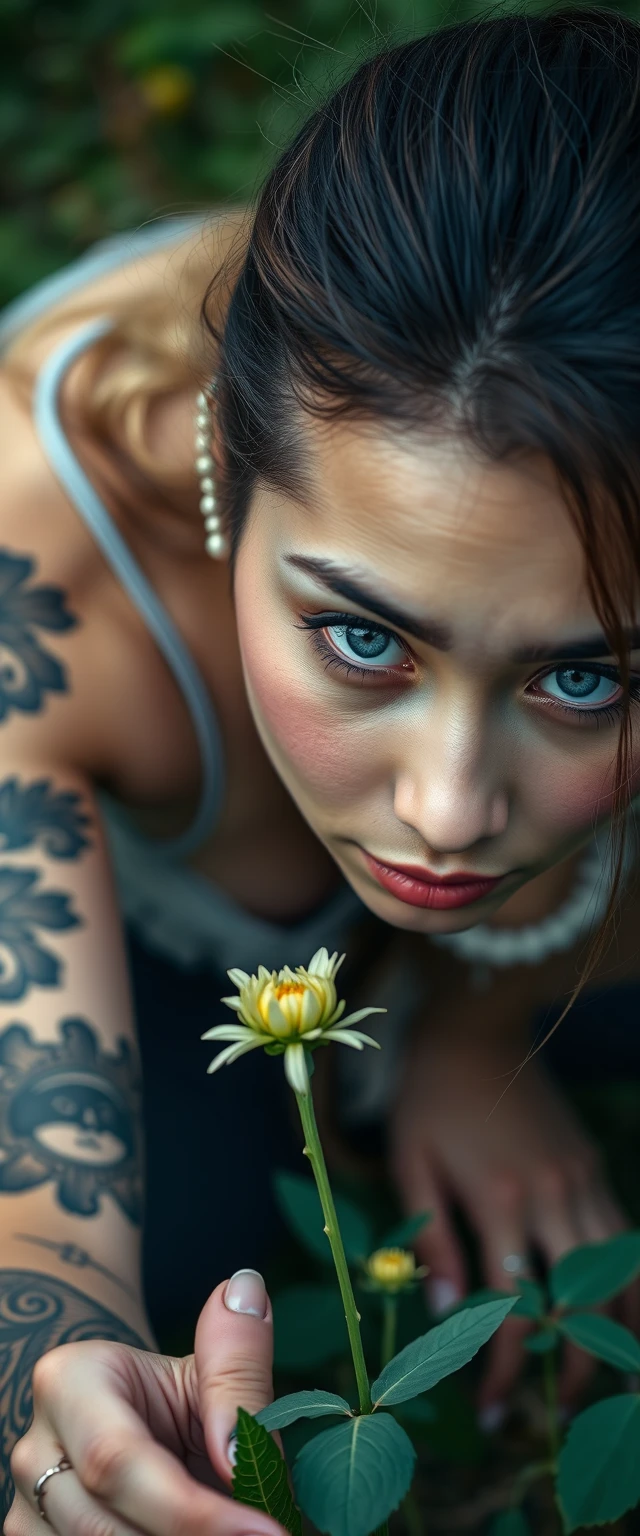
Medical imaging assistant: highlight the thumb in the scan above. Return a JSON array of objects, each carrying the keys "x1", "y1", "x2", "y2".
[{"x1": 195, "y1": 1269, "x2": 274, "y2": 1484}]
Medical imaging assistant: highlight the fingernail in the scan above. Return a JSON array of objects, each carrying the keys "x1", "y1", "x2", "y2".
[
  {"x1": 479, "y1": 1402, "x2": 506, "y2": 1433},
  {"x1": 428, "y1": 1278, "x2": 461, "y2": 1316},
  {"x1": 224, "y1": 1269, "x2": 267, "y2": 1319},
  {"x1": 228, "y1": 1433, "x2": 237, "y2": 1467}
]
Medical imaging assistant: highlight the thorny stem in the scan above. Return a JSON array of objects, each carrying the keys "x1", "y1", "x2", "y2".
[
  {"x1": 543, "y1": 1343, "x2": 560, "y2": 1466},
  {"x1": 295, "y1": 1086, "x2": 372, "y2": 1415},
  {"x1": 381, "y1": 1294, "x2": 398, "y2": 1370}
]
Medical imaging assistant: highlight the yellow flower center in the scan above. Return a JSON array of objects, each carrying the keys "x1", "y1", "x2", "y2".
[
  {"x1": 366, "y1": 1247, "x2": 417, "y2": 1289},
  {"x1": 275, "y1": 983, "x2": 306, "y2": 1001}
]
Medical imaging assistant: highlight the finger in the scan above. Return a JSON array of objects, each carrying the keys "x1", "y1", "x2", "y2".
[
  {"x1": 391, "y1": 1142, "x2": 467, "y2": 1315},
  {"x1": 476, "y1": 1173, "x2": 531, "y2": 1418},
  {"x1": 14, "y1": 1454, "x2": 143, "y2": 1536},
  {"x1": 45, "y1": 1344, "x2": 282, "y2": 1536},
  {"x1": 195, "y1": 1271, "x2": 274, "y2": 1482}
]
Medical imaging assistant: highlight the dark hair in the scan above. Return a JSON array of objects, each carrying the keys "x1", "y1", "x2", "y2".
[{"x1": 205, "y1": 7, "x2": 640, "y2": 976}]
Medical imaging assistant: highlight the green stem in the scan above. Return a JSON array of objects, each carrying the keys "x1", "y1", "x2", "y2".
[
  {"x1": 295, "y1": 1086, "x2": 372, "y2": 1414},
  {"x1": 381, "y1": 1295, "x2": 398, "y2": 1370},
  {"x1": 543, "y1": 1343, "x2": 560, "y2": 1466},
  {"x1": 372, "y1": 1525, "x2": 389, "y2": 1536}
]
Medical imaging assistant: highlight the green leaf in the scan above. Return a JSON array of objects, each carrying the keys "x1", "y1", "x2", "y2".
[
  {"x1": 380, "y1": 1210, "x2": 432, "y2": 1249},
  {"x1": 551, "y1": 1232, "x2": 640, "y2": 1310},
  {"x1": 524, "y1": 1329, "x2": 558, "y2": 1353},
  {"x1": 446, "y1": 1287, "x2": 512, "y2": 1316},
  {"x1": 257, "y1": 1391, "x2": 352, "y2": 1433},
  {"x1": 293, "y1": 1412, "x2": 416, "y2": 1536},
  {"x1": 489, "y1": 1511, "x2": 532, "y2": 1536},
  {"x1": 512, "y1": 1279, "x2": 545, "y2": 1319},
  {"x1": 371, "y1": 1296, "x2": 517, "y2": 1408},
  {"x1": 274, "y1": 1171, "x2": 373, "y2": 1264},
  {"x1": 273, "y1": 1285, "x2": 348, "y2": 1370},
  {"x1": 232, "y1": 1407, "x2": 302, "y2": 1536},
  {"x1": 557, "y1": 1394, "x2": 640, "y2": 1531},
  {"x1": 558, "y1": 1313, "x2": 640, "y2": 1372}
]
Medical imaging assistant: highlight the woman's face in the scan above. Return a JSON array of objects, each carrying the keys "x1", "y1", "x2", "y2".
[{"x1": 233, "y1": 421, "x2": 640, "y2": 933}]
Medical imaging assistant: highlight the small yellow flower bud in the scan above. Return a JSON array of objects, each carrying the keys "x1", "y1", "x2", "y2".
[
  {"x1": 138, "y1": 65, "x2": 194, "y2": 118},
  {"x1": 365, "y1": 1247, "x2": 425, "y2": 1293}
]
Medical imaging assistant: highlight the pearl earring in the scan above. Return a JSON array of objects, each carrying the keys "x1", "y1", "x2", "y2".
[{"x1": 194, "y1": 382, "x2": 228, "y2": 559}]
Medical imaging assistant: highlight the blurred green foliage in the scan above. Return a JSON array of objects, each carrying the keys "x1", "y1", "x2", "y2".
[{"x1": 1, "y1": 0, "x2": 639, "y2": 305}]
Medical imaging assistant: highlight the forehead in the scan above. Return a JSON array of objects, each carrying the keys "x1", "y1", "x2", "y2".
[{"x1": 283, "y1": 416, "x2": 591, "y2": 647}]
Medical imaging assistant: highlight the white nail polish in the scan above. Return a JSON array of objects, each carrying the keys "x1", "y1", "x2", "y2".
[
  {"x1": 228, "y1": 1433, "x2": 237, "y2": 1467},
  {"x1": 428, "y1": 1277, "x2": 461, "y2": 1315},
  {"x1": 479, "y1": 1402, "x2": 506, "y2": 1433},
  {"x1": 224, "y1": 1269, "x2": 267, "y2": 1319}
]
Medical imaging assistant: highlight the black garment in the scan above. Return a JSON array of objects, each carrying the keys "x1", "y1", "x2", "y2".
[{"x1": 129, "y1": 933, "x2": 301, "y2": 1349}]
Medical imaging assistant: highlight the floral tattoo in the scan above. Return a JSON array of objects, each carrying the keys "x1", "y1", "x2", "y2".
[
  {"x1": 0, "y1": 778, "x2": 92, "y2": 859},
  {"x1": 0, "y1": 866, "x2": 80, "y2": 1002},
  {"x1": 0, "y1": 549, "x2": 77, "y2": 723}
]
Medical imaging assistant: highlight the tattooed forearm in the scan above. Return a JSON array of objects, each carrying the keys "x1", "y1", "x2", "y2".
[
  {"x1": 13, "y1": 1236, "x2": 139, "y2": 1303},
  {"x1": 0, "y1": 1018, "x2": 142, "y2": 1221},
  {"x1": 0, "y1": 778, "x2": 92, "y2": 858},
  {"x1": 0, "y1": 1268, "x2": 147, "y2": 1522},
  {"x1": 0, "y1": 865, "x2": 80, "y2": 1002},
  {"x1": 0, "y1": 549, "x2": 77, "y2": 723}
]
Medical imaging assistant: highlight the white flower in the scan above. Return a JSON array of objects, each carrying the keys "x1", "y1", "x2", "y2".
[{"x1": 202, "y1": 947, "x2": 384, "y2": 1095}]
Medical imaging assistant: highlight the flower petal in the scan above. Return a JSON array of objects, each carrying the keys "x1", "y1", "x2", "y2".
[
  {"x1": 324, "y1": 1028, "x2": 382, "y2": 1049},
  {"x1": 206, "y1": 1042, "x2": 250, "y2": 1072},
  {"x1": 307, "y1": 946, "x2": 330, "y2": 976},
  {"x1": 284, "y1": 1042, "x2": 311, "y2": 1095},
  {"x1": 338, "y1": 1006, "x2": 387, "y2": 1028},
  {"x1": 200, "y1": 1025, "x2": 252, "y2": 1043},
  {"x1": 300, "y1": 984, "x2": 322, "y2": 1032},
  {"x1": 266, "y1": 994, "x2": 293, "y2": 1038},
  {"x1": 227, "y1": 968, "x2": 250, "y2": 988},
  {"x1": 219, "y1": 996, "x2": 243, "y2": 1011}
]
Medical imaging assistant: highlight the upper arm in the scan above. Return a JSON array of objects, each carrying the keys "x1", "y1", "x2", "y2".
[{"x1": 0, "y1": 423, "x2": 149, "y2": 1338}]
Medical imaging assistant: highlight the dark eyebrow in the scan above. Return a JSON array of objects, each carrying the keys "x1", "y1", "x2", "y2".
[
  {"x1": 285, "y1": 555, "x2": 453, "y2": 648},
  {"x1": 286, "y1": 555, "x2": 640, "y2": 662},
  {"x1": 512, "y1": 631, "x2": 640, "y2": 662}
]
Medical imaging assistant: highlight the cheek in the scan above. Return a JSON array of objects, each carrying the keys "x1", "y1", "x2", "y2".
[
  {"x1": 241, "y1": 628, "x2": 369, "y2": 800},
  {"x1": 524, "y1": 747, "x2": 640, "y2": 834}
]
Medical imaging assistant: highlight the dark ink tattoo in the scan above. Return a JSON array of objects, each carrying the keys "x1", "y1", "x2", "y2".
[
  {"x1": 0, "y1": 1018, "x2": 142, "y2": 1221},
  {"x1": 0, "y1": 778, "x2": 92, "y2": 859},
  {"x1": 0, "y1": 866, "x2": 80, "y2": 1002},
  {"x1": 13, "y1": 1235, "x2": 138, "y2": 1304},
  {"x1": 0, "y1": 550, "x2": 77, "y2": 724},
  {"x1": 0, "y1": 1268, "x2": 146, "y2": 1522}
]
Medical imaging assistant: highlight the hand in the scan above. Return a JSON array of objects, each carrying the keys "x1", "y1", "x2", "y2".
[
  {"x1": 8, "y1": 1269, "x2": 284, "y2": 1536},
  {"x1": 389, "y1": 1028, "x2": 634, "y2": 1421}
]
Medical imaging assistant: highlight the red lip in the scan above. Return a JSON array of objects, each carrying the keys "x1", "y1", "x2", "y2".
[{"x1": 363, "y1": 853, "x2": 505, "y2": 910}]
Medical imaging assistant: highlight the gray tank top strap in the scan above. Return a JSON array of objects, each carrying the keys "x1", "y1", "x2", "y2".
[{"x1": 33, "y1": 316, "x2": 224, "y2": 857}]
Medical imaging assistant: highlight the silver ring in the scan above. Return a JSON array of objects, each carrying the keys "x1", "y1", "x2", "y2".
[
  {"x1": 33, "y1": 1458, "x2": 72, "y2": 1518},
  {"x1": 502, "y1": 1253, "x2": 526, "y2": 1276}
]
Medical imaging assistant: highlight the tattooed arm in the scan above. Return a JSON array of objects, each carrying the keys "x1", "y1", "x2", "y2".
[{"x1": 0, "y1": 542, "x2": 155, "y2": 1517}]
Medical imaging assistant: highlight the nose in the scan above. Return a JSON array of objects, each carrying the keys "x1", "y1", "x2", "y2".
[
  {"x1": 393, "y1": 702, "x2": 509, "y2": 857},
  {"x1": 82, "y1": 1107, "x2": 98, "y2": 1129}
]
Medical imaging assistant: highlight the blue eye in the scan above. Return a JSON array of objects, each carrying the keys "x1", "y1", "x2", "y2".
[
  {"x1": 538, "y1": 667, "x2": 621, "y2": 708},
  {"x1": 326, "y1": 623, "x2": 405, "y2": 667}
]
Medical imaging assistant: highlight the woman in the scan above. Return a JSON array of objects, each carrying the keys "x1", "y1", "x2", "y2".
[{"x1": 5, "y1": 8, "x2": 640, "y2": 1532}]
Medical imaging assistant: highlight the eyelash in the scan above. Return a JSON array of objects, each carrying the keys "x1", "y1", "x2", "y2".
[
  {"x1": 298, "y1": 612, "x2": 640, "y2": 721},
  {"x1": 298, "y1": 612, "x2": 412, "y2": 684}
]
